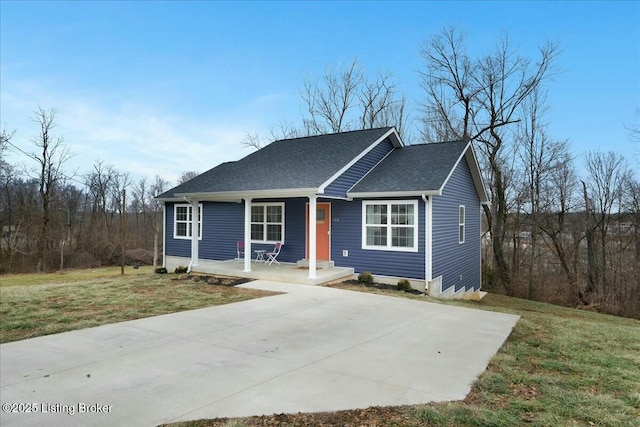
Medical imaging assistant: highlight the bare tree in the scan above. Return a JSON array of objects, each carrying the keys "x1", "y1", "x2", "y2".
[
  {"x1": 626, "y1": 108, "x2": 640, "y2": 143},
  {"x1": 301, "y1": 58, "x2": 409, "y2": 140},
  {"x1": 177, "y1": 170, "x2": 199, "y2": 185},
  {"x1": 0, "y1": 124, "x2": 14, "y2": 164},
  {"x1": 420, "y1": 27, "x2": 559, "y2": 291},
  {"x1": 26, "y1": 107, "x2": 72, "y2": 271},
  {"x1": 241, "y1": 120, "x2": 301, "y2": 150},
  {"x1": 584, "y1": 151, "x2": 630, "y2": 301},
  {"x1": 537, "y1": 143, "x2": 580, "y2": 286},
  {"x1": 624, "y1": 175, "x2": 640, "y2": 262},
  {"x1": 150, "y1": 175, "x2": 170, "y2": 267},
  {"x1": 244, "y1": 58, "x2": 409, "y2": 151},
  {"x1": 516, "y1": 88, "x2": 571, "y2": 298},
  {"x1": 56, "y1": 181, "x2": 83, "y2": 270},
  {"x1": 302, "y1": 58, "x2": 363, "y2": 135},
  {"x1": 419, "y1": 27, "x2": 478, "y2": 142}
]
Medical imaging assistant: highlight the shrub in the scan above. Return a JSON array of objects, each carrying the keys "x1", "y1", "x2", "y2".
[
  {"x1": 397, "y1": 279, "x2": 412, "y2": 292},
  {"x1": 154, "y1": 267, "x2": 168, "y2": 274},
  {"x1": 174, "y1": 266, "x2": 188, "y2": 274},
  {"x1": 358, "y1": 271, "x2": 374, "y2": 285}
]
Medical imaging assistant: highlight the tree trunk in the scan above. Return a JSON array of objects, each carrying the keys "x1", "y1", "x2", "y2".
[{"x1": 582, "y1": 181, "x2": 597, "y2": 302}]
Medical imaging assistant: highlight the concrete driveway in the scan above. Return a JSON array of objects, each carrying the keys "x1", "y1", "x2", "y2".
[{"x1": 0, "y1": 280, "x2": 519, "y2": 427}]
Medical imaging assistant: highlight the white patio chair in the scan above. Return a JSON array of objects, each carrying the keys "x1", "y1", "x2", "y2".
[{"x1": 265, "y1": 242, "x2": 282, "y2": 266}]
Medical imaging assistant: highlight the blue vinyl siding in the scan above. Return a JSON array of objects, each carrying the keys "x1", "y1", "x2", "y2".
[
  {"x1": 331, "y1": 198, "x2": 425, "y2": 279},
  {"x1": 323, "y1": 138, "x2": 394, "y2": 198},
  {"x1": 252, "y1": 198, "x2": 307, "y2": 263},
  {"x1": 165, "y1": 200, "x2": 306, "y2": 263},
  {"x1": 165, "y1": 202, "x2": 192, "y2": 258},
  {"x1": 199, "y1": 202, "x2": 244, "y2": 260},
  {"x1": 432, "y1": 157, "x2": 482, "y2": 292}
]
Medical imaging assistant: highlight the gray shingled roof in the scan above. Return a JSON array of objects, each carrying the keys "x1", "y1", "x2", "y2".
[
  {"x1": 349, "y1": 140, "x2": 469, "y2": 194},
  {"x1": 156, "y1": 127, "x2": 394, "y2": 199}
]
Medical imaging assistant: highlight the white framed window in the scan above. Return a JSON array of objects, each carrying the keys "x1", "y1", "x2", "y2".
[
  {"x1": 459, "y1": 205, "x2": 465, "y2": 244},
  {"x1": 362, "y1": 200, "x2": 418, "y2": 252},
  {"x1": 250, "y1": 202, "x2": 285, "y2": 243},
  {"x1": 173, "y1": 203, "x2": 202, "y2": 240}
]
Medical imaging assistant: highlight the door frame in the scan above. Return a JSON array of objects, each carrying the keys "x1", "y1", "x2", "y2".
[{"x1": 306, "y1": 202, "x2": 331, "y2": 261}]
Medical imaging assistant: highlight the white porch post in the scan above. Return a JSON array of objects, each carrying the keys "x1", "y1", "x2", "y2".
[
  {"x1": 191, "y1": 200, "x2": 199, "y2": 268},
  {"x1": 161, "y1": 202, "x2": 166, "y2": 268},
  {"x1": 424, "y1": 196, "x2": 432, "y2": 283},
  {"x1": 308, "y1": 195, "x2": 317, "y2": 279},
  {"x1": 243, "y1": 198, "x2": 252, "y2": 273}
]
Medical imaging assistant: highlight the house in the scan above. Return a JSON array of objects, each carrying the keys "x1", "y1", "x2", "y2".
[{"x1": 155, "y1": 127, "x2": 489, "y2": 298}]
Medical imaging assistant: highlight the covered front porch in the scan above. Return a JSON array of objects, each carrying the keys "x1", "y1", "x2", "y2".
[{"x1": 180, "y1": 257, "x2": 354, "y2": 286}]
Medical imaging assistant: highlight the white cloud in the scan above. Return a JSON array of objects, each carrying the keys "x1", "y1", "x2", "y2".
[{"x1": 1, "y1": 78, "x2": 278, "y2": 186}]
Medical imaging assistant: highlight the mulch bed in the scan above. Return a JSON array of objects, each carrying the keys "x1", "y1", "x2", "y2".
[{"x1": 329, "y1": 279, "x2": 425, "y2": 295}]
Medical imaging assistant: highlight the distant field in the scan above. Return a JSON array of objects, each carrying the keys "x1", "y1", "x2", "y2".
[{"x1": 0, "y1": 267, "x2": 276, "y2": 343}]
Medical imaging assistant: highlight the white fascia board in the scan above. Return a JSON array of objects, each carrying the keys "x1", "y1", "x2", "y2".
[
  {"x1": 466, "y1": 145, "x2": 490, "y2": 204},
  {"x1": 175, "y1": 188, "x2": 319, "y2": 201},
  {"x1": 348, "y1": 190, "x2": 441, "y2": 199},
  {"x1": 317, "y1": 127, "x2": 403, "y2": 193}
]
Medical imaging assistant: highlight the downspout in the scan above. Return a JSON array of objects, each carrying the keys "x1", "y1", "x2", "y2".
[{"x1": 422, "y1": 194, "x2": 432, "y2": 291}]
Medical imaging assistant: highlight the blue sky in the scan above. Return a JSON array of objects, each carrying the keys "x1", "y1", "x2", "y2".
[{"x1": 1, "y1": 1, "x2": 638, "y2": 183}]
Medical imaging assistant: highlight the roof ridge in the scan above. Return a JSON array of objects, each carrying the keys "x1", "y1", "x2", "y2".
[
  {"x1": 273, "y1": 126, "x2": 394, "y2": 143},
  {"x1": 407, "y1": 139, "x2": 469, "y2": 147}
]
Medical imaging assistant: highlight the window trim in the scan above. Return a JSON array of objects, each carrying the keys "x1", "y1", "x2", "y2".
[
  {"x1": 173, "y1": 203, "x2": 203, "y2": 240},
  {"x1": 361, "y1": 200, "x2": 419, "y2": 252},
  {"x1": 250, "y1": 202, "x2": 285, "y2": 244},
  {"x1": 459, "y1": 205, "x2": 465, "y2": 244}
]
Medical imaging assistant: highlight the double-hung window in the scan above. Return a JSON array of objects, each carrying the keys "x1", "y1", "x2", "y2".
[
  {"x1": 173, "y1": 204, "x2": 202, "y2": 239},
  {"x1": 459, "y1": 205, "x2": 465, "y2": 244},
  {"x1": 362, "y1": 200, "x2": 418, "y2": 252},
  {"x1": 251, "y1": 203, "x2": 284, "y2": 243}
]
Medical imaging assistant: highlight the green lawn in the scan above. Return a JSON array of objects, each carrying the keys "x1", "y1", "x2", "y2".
[{"x1": 0, "y1": 267, "x2": 276, "y2": 344}]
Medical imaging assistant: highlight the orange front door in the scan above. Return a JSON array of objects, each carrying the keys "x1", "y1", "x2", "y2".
[{"x1": 306, "y1": 203, "x2": 330, "y2": 261}]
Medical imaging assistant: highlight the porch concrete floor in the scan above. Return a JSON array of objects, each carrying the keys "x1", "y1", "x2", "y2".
[{"x1": 190, "y1": 259, "x2": 355, "y2": 285}]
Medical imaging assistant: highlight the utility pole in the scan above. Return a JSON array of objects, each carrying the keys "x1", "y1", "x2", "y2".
[{"x1": 121, "y1": 189, "x2": 126, "y2": 275}]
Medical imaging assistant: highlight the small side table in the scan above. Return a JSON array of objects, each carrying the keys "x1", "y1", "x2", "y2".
[{"x1": 254, "y1": 250, "x2": 265, "y2": 263}]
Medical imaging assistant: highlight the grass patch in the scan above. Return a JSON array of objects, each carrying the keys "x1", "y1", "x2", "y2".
[
  {"x1": 0, "y1": 267, "x2": 277, "y2": 343},
  {"x1": 165, "y1": 283, "x2": 640, "y2": 427}
]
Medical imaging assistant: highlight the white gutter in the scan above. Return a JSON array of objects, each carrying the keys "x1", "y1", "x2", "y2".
[
  {"x1": 348, "y1": 190, "x2": 440, "y2": 200},
  {"x1": 175, "y1": 188, "x2": 318, "y2": 201}
]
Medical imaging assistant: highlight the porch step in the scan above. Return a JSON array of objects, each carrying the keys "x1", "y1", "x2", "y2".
[{"x1": 296, "y1": 259, "x2": 335, "y2": 269}]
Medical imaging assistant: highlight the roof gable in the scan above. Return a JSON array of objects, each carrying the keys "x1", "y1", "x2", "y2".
[{"x1": 348, "y1": 140, "x2": 488, "y2": 203}]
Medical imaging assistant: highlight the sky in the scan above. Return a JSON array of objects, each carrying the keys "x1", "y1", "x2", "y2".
[{"x1": 1, "y1": 0, "x2": 639, "y2": 185}]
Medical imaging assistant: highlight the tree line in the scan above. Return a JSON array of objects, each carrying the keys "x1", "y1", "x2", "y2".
[
  {"x1": 0, "y1": 109, "x2": 175, "y2": 274},
  {"x1": 1, "y1": 27, "x2": 638, "y2": 319}
]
